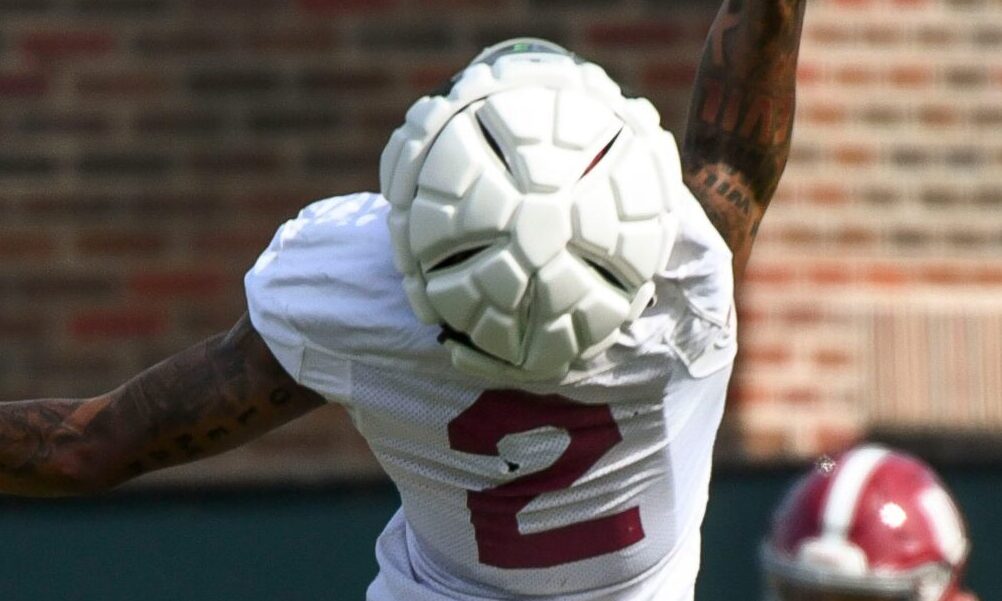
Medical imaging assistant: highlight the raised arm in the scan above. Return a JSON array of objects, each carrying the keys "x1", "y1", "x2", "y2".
[
  {"x1": 0, "y1": 315, "x2": 325, "y2": 496},
  {"x1": 682, "y1": 0, "x2": 807, "y2": 282}
]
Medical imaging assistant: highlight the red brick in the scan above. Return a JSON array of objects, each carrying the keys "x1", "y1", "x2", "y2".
[
  {"x1": 641, "y1": 63, "x2": 697, "y2": 89},
  {"x1": 809, "y1": 24, "x2": 852, "y2": 44},
  {"x1": 971, "y1": 107, "x2": 1002, "y2": 127},
  {"x1": 743, "y1": 428, "x2": 789, "y2": 459},
  {"x1": 298, "y1": 0, "x2": 396, "y2": 12},
  {"x1": 686, "y1": 18, "x2": 716, "y2": 41},
  {"x1": 783, "y1": 307, "x2": 826, "y2": 326},
  {"x1": 20, "y1": 112, "x2": 110, "y2": 135},
  {"x1": 784, "y1": 387, "x2": 820, "y2": 405},
  {"x1": 919, "y1": 104, "x2": 960, "y2": 127},
  {"x1": 789, "y1": 145, "x2": 821, "y2": 165},
  {"x1": 416, "y1": 0, "x2": 505, "y2": 6},
  {"x1": 809, "y1": 265, "x2": 853, "y2": 286},
  {"x1": 360, "y1": 106, "x2": 408, "y2": 131},
  {"x1": 246, "y1": 28, "x2": 339, "y2": 53},
  {"x1": 77, "y1": 231, "x2": 168, "y2": 257},
  {"x1": 888, "y1": 65, "x2": 933, "y2": 87},
  {"x1": 974, "y1": 25, "x2": 1002, "y2": 47},
  {"x1": 0, "y1": 233, "x2": 57, "y2": 259},
  {"x1": 0, "y1": 73, "x2": 48, "y2": 97},
  {"x1": 77, "y1": 72, "x2": 170, "y2": 97},
  {"x1": 945, "y1": 66, "x2": 987, "y2": 88},
  {"x1": 861, "y1": 186, "x2": 901, "y2": 205},
  {"x1": 945, "y1": 230, "x2": 989, "y2": 248},
  {"x1": 890, "y1": 227, "x2": 934, "y2": 247},
  {"x1": 189, "y1": 151, "x2": 283, "y2": 174},
  {"x1": 735, "y1": 306, "x2": 767, "y2": 326},
  {"x1": 920, "y1": 264, "x2": 968, "y2": 285},
  {"x1": 814, "y1": 426, "x2": 861, "y2": 456},
  {"x1": 771, "y1": 186, "x2": 796, "y2": 205},
  {"x1": 973, "y1": 265, "x2": 1002, "y2": 285},
  {"x1": 129, "y1": 270, "x2": 227, "y2": 297},
  {"x1": 728, "y1": 384, "x2": 772, "y2": 406},
  {"x1": 916, "y1": 26, "x2": 955, "y2": 46},
  {"x1": 805, "y1": 104, "x2": 847, "y2": 125},
  {"x1": 302, "y1": 68, "x2": 394, "y2": 93},
  {"x1": 743, "y1": 345, "x2": 792, "y2": 366},
  {"x1": 834, "y1": 226, "x2": 878, "y2": 247},
  {"x1": 135, "y1": 30, "x2": 230, "y2": 55},
  {"x1": 863, "y1": 264, "x2": 910, "y2": 286},
  {"x1": 832, "y1": 146, "x2": 874, "y2": 167},
  {"x1": 190, "y1": 0, "x2": 285, "y2": 8},
  {"x1": 237, "y1": 190, "x2": 320, "y2": 215},
  {"x1": 835, "y1": 66, "x2": 876, "y2": 86},
  {"x1": 861, "y1": 25, "x2": 901, "y2": 45},
  {"x1": 861, "y1": 105, "x2": 904, "y2": 126},
  {"x1": 178, "y1": 305, "x2": 247, "y2": 334},
  {"x1": 923, "y1": 185, "x2": 966, "y2": 205},
  {"x1": 586, "y1": 22, "x2": 688, "y2": 48},
  {"x1": 5, "y1": 274, "x2": 118, "y2": 301},
  {"x1": 807, "y1": 184, "x2": 848, "y2": 206},
  {"x1": 797, "y1": 63, "x2": 822, "y2": 86},
  {"x1": 21, "y1": 31, "x2": 116, "y2": 60},
  {"x1": 780, "y1": 225, "x2": 823, "y2": 246},
  {"x1": 813, "y1": 349, "x2": 853, "y2": 368},
  {"x1": 744, "y1": 264, "x2": 796, "y2": 286},
  {"x1": 408, "y1": 65, "x2": 461, "y2": 93},
  {"x1": 70, "y1": 309, "x2": 167, "y2": 340},
  {"x1": 192, "y1": 229, "x2": 273, "y2": 256},
  {"x1": 0, "y1": 316, "x2": 45, "y2": 338}
]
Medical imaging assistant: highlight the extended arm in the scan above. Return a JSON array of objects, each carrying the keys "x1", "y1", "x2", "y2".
[
  {"x1": 0, "y1": 315, "x2": 325, "y2": 496},
  {"x1": 682, "y1": 0, "x2": 807, "y2": 282}
]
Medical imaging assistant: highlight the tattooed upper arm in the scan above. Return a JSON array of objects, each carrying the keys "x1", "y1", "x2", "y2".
[
  {"x1": 0, "y1": 315, "x2": 325, "y2": 495},
  {"x1": 682, "y1": 0, "x2": 807, "y2": 282},
  {"x1": 98, "y1": 314, "x2": 326, "y2": 483}
]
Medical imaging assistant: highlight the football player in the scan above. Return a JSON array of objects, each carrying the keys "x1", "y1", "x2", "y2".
[
  {"x1": 0, "y1": 1, "x2": 806, "y2": 600},
  {"x1": 761, "y1": 445, "x2": 978, "y2": 601}
]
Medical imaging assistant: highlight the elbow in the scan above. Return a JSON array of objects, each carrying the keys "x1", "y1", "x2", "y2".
[{"x1": 45, "y1": 445, "x2": 128, "y2": 496}]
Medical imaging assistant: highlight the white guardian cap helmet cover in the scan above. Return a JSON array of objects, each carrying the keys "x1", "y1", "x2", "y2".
[{"x1": 380, "y1": 38, "x2": 682, "y2": 381}]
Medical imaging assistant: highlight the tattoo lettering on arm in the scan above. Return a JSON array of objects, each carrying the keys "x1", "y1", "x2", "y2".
[
  {"x1": 682, "y1": 0, "x2": 807, "y2": 282},
  {"x1": 0, "y1": 314, "x2": 325, "y2": 496}
]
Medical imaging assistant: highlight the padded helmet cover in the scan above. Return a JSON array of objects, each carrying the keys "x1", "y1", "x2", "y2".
[{"x1": 380, "y1": 38, "x2": 682, "y2": 381}]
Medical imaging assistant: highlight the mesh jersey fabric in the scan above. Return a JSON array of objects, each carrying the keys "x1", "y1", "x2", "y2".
[{"x1": 244, "y1": 187, "x2": 737, "y2": 601}]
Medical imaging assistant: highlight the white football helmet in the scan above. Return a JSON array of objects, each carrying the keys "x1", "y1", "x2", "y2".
[{"x1": 381, "y1": 38, "x2": 683, "y2": 381}]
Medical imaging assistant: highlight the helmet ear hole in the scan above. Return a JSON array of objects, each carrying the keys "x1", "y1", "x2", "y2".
[
  {"x1": 428, "y1": 245, "x2": 492, "y2": 273},
  {"x1": 580, "y1": 130, "x2": 622, "y2": 179},
  {"x1": 476, "y1": 115, "x2": 512, "y2": 175},
  {"x1": 583, "y1": 258, "x2": 627, "y2": 292}
]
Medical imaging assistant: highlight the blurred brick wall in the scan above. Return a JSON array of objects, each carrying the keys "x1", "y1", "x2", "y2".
[
  {"x1": 732, "y1": 0, "x2": 1002, "y2": 459},
  {"x1": 0, "y1": 0, "x2": 999, "y2": 481}
]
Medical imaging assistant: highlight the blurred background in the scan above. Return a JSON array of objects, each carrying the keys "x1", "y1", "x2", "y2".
[{"x1": 0, "y1": 0, "x2": 999, "y2": 599}]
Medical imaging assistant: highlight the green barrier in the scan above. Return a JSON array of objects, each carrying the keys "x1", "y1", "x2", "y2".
[{"x1": 0, "y1": 468, "x2": 996, "y2": 601}]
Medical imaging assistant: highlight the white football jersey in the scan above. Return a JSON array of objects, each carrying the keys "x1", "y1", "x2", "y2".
[{"x1": 245, "y1": 188, "x2": 736, "y2": 601}]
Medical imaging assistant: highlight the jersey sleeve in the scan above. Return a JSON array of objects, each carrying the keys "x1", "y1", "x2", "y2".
[
  {"x1": 244, "y1": 195, "x2": 382, "y2": 403},
  {"x1": 659, "y1": 180, "x2": 738, "y2": 379}
]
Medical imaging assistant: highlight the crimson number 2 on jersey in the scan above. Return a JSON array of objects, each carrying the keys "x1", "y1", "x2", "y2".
[{"x1": 447, "y1": 390, "x2": 645, "y2": 569}]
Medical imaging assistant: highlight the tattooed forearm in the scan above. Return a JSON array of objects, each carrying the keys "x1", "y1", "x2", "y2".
[
  {"x1": 682, "y1": 0, "x2": 807, "y2": 281},
  {"x1": 0, "y1": 314, "x2": 324, "y2": 496}
]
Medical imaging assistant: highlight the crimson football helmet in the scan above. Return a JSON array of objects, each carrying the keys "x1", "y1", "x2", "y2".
[{"x1": 761, "y1": 445, "x2": 973, "y2": 601}]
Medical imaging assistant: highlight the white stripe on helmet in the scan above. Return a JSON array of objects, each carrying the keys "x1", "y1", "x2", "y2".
[{"x1": 821, "y1": 445, "x2": 892, "y2": 538}]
